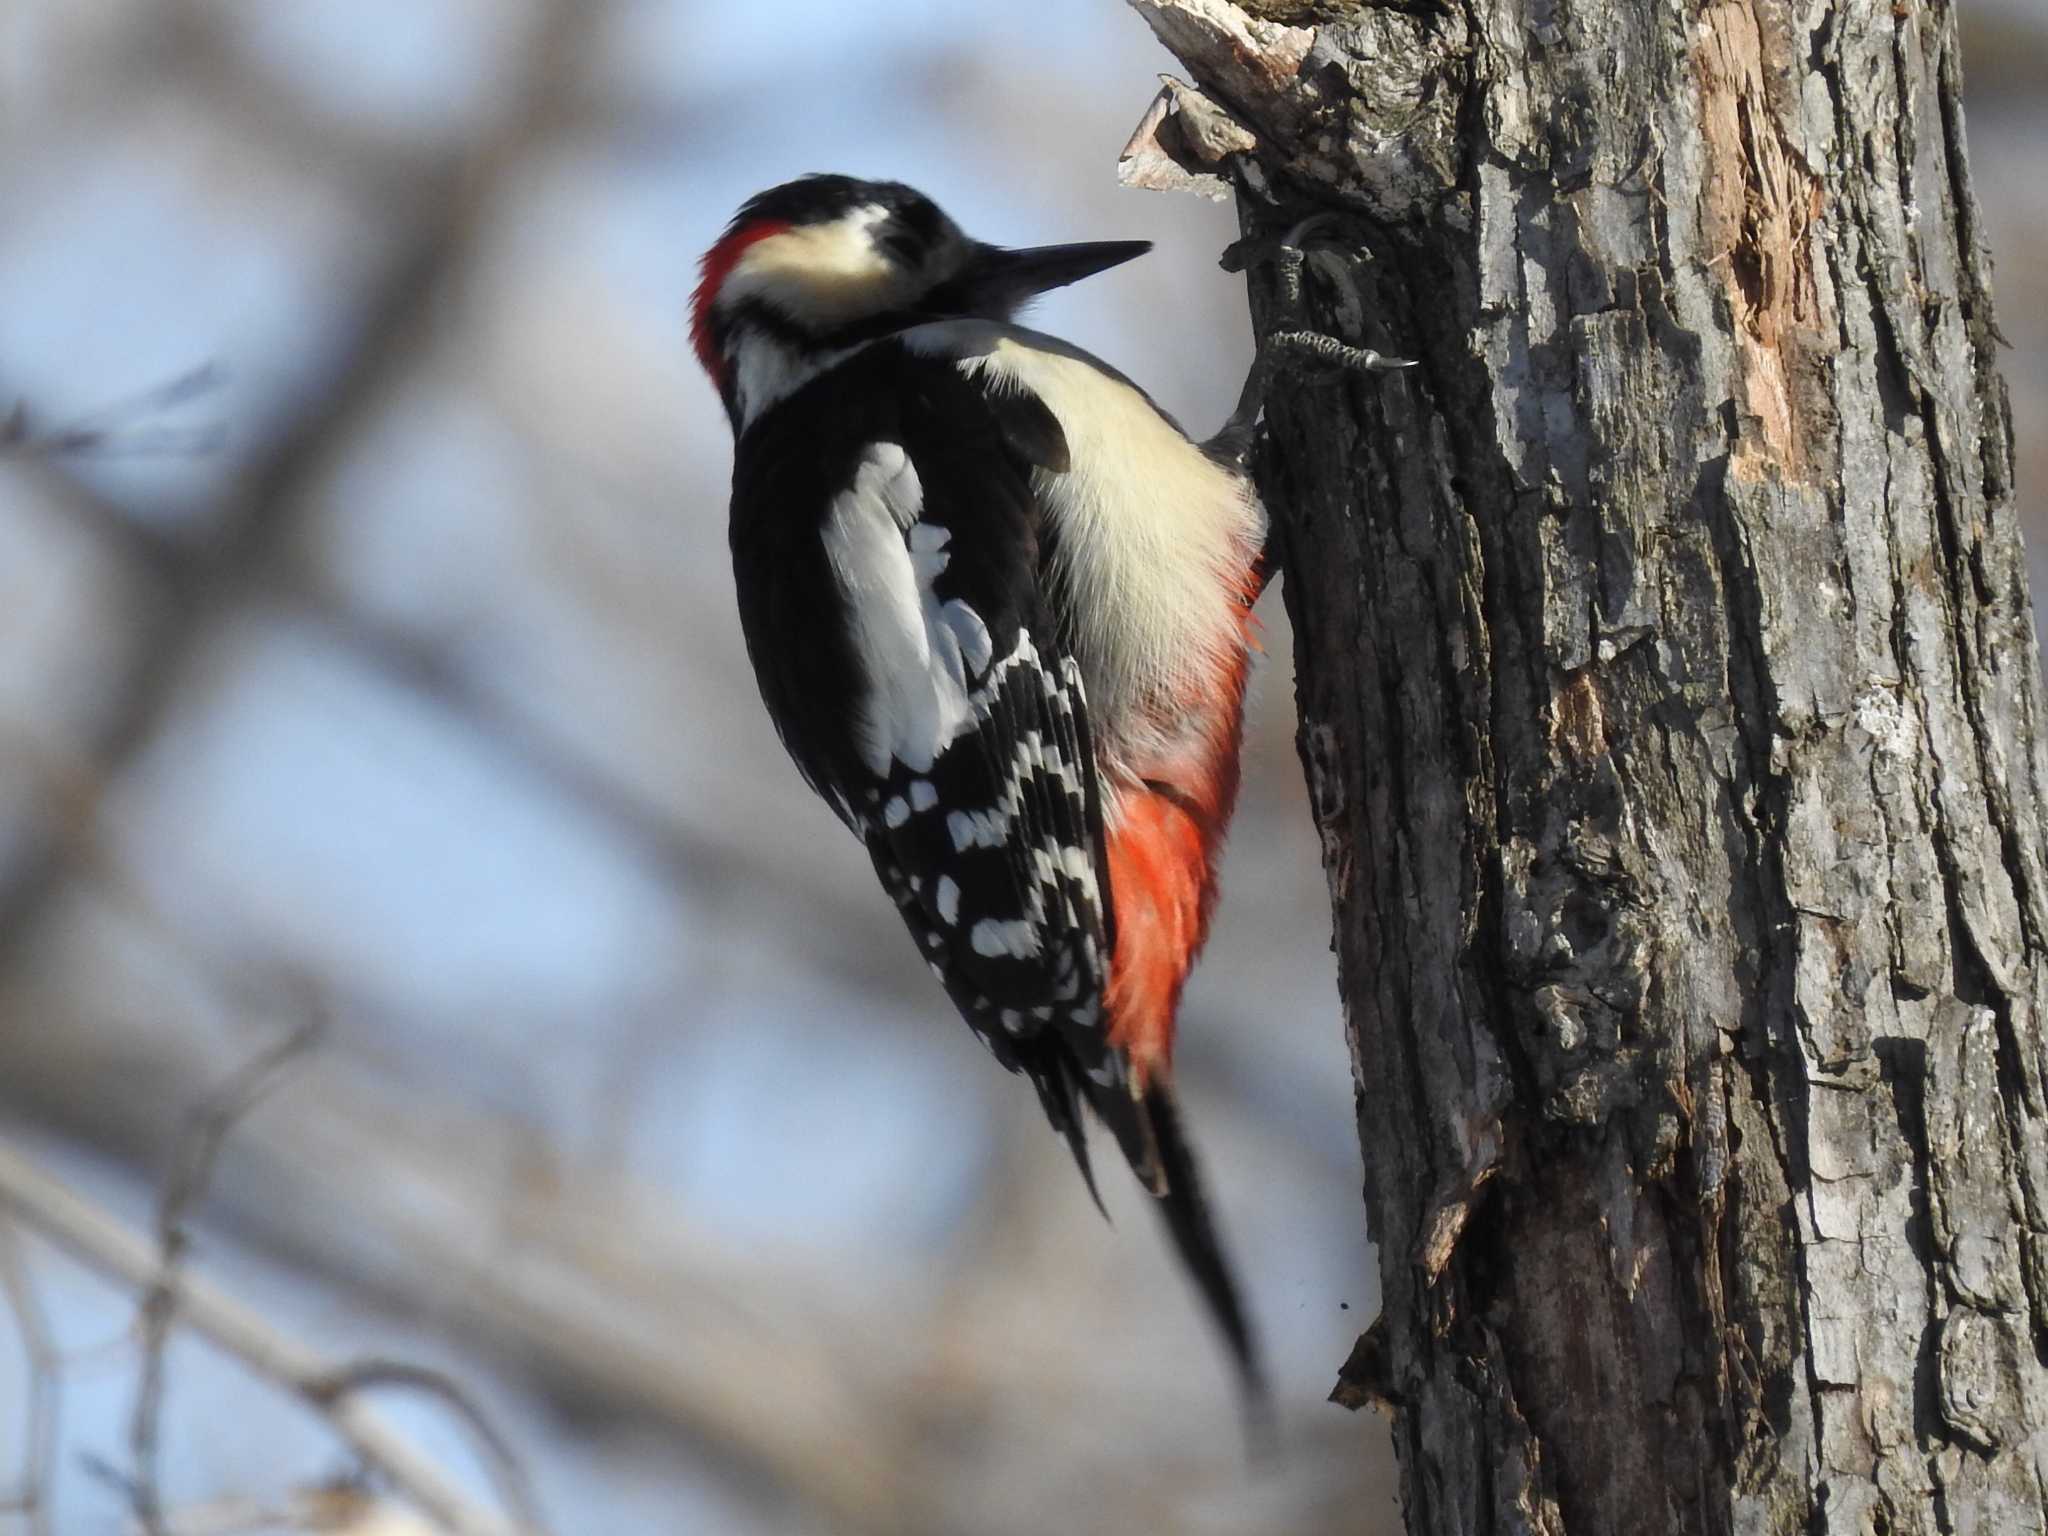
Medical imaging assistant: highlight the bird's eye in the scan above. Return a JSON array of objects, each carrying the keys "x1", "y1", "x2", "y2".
[{"x1": 880, "y1": 228, "x2": 924, "y2": 267}]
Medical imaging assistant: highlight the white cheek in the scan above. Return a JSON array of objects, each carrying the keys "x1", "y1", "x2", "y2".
[{"x1": 721, "y1": 206, "x2": 914, "y2": 329}]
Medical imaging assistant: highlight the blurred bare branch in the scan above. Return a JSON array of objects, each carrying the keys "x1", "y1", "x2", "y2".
[
  {"x1": 0, "y1": 1138, "x2": 526, "y2": 1536},
  {"x1": 0, "y1": 0, "x2": 595, "y2": 968},
  {"x1": 0, "y1": 718, "x2": 878, "y2": 1516},
  {"x1": 1, "y1": 993, "x2": 926, "y2": 1534}
]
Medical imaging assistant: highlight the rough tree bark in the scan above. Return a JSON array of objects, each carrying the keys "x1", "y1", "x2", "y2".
[{"x1": 1123, "y1": 0, "x2": 2047, "y2": 1531}]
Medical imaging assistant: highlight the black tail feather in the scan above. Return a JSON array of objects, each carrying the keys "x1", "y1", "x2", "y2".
[
  {"x1": 1060, "y1": 1100, "x2": 1109, "y2": 1222},
  {"x1": 1141, "y1": 1079, "x2": 1271, "y2": 1434},
  {"x1": 1028, "y1": 1053, "x2": 1110, "y2": 1221},
  {"x1": 1037, "y1": 1051, "x2": 1270, "y2": 1441}
]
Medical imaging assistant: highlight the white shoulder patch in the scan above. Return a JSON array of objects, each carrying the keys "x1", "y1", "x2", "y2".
[{"x1": 822, "y1": 443, "x2": 990, "y2": 776}]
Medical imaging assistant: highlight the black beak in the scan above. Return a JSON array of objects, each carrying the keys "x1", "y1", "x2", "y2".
[{"x1": 937, "y1": 239, "x2": 1151, "y2": 317}]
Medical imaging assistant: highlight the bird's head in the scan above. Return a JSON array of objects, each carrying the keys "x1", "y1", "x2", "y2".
[{"x1": 692, "y1": 174, "x2": 1148, "y2": 427}]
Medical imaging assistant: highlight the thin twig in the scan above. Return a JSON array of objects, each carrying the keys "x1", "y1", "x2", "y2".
[
  {"x1": 130, "y1": 1018, "x2": 321, "y2": 1534},
  {"x1": 0, "y1": 365, "x2": 229, "y2": 459},
  {"x1": 0, "y1": 1224, "x2": 60, "y2": 1536},
  {"x1": 0, "y1": 1139, "x2": 523, "y2": 1536}
]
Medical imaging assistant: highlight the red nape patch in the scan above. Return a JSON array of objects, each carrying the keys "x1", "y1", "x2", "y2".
[{"x1": 691, "y1": 220, "x2": 791, "y2": 384}]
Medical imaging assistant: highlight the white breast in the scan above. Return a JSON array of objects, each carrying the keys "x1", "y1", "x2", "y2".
[{"x1": 908, "y1": 321, "x2": 1265, "y2": 771}]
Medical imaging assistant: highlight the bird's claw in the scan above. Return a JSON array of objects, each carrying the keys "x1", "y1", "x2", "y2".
[{"x1": 1263, "y1": 329, "x2": 1416, "y2": 376}]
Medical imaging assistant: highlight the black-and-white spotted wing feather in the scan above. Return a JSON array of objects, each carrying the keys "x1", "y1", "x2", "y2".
[{"x1": 866, "y1": 638, "x2": 1123, "y2": 1189}]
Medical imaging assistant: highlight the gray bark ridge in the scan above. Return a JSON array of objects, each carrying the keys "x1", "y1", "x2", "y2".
[{"x1": 1127, "y1": 1, "x2": 2048, "y2": 1532}]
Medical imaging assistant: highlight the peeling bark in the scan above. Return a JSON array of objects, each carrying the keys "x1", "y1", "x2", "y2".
[{"x1": 1125, "y1": 0, "x2": 2048, "y2": 1531}]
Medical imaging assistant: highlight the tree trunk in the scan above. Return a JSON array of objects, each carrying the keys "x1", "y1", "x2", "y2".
[{"x1": 1125, "y1": 1, "x2": 2047, "y2": 1531}]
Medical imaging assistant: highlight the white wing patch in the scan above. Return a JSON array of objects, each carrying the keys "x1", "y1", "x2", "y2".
[
  {"x1": 910, "y1": 523, "x2": 995, "y2": 675},
  {"x1": 822, "y1": 443, "x2": 992, "y2": 776}
]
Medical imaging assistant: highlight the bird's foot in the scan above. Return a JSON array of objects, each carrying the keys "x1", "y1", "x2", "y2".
[
  {"x1": 1208, "y1": 213, "x2": 1413, "y2": 466},
  {"x1": 1261, "y1": 329, "x2": 1415, "y2": 379}
]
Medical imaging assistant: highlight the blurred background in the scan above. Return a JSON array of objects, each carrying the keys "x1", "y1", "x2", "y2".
[{"x1": 0, "y1": 3, "x2": 2039, "y2": 1533}]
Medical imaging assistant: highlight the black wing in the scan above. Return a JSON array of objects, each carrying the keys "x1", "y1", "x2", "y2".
[{"x1": 729, "y1": 341, "x2": 1139, "y2": 1174}]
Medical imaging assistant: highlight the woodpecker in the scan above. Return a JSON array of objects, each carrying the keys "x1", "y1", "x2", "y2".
[{"x1": 695, "y1": 174, "x2": 1280, "y2": 1400}]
